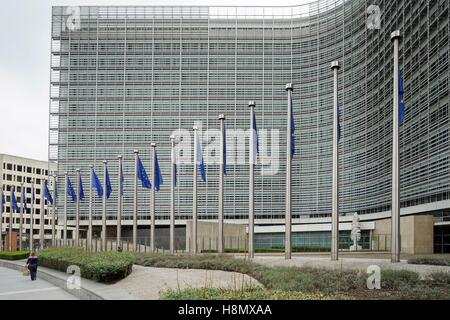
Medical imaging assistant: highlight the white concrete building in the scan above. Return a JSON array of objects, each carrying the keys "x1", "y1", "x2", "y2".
[{"x1": 0, "y1": 154, "x2": 59, "y2": 250}]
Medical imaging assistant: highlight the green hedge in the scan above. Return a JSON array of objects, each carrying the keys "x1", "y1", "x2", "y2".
[
  {"x1": 39, "y1": 248, "x2": 134, "y2": 283},
  {"x1": 408, "y1": 255, "x2": 450, "y2": 266},
  {"x1": 0, "y1": 251, "x2": 31, "y2": 260}
]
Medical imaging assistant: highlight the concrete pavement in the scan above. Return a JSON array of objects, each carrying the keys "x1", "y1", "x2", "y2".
[
  {"x1": 0, "y1": 266, "x2": 78, "y2": 300},
  {"x1": 111, "y1": 265, "x2": 261, "y2": 299}
]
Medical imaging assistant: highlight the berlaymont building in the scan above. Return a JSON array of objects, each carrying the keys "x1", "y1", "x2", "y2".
[{"x1": 48, "y1": 0, "x2": 450, "y2": 254}]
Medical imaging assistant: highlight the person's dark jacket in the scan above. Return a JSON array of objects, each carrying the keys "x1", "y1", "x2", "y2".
[{"x1": 26, "y1": 256, "x2": 38, "y2": 268}]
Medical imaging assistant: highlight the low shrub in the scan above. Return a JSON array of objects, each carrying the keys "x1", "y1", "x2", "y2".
[
  {"x1": 39, "y1": 248, "x2": 134, "y2": 283},
  {"x1": 135, "y1": 253, "x2": 450, "y2": 299},
  {"x1": 430, "y1": 271, "x2": 450, "y2": 285},
  {"x1": 134, "y1": 253, "x2": 365, "y2": 295},
  {"x1": 0, "y1": 251, "x2": 30, "y2": 260},
  {"x1": 160, "y1": 287, "x2": 328, "y2": 300},
  {"x1": 408, "y1": 255, "x2": 450, "y2": 266},
  {"x1": 380, "y1": 269, "x2": 420, "y2": 290}
]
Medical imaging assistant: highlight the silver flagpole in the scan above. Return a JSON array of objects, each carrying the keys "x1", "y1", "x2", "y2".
[
  {"x1": 218, "y1": 114, "x2": 225, "y2": 254},
  {"x1": 75, "y1": 168, "x2": 80, "y2": 247},
  {"x1": 192, "y1": 126, "x2": 198, "y2": 254},
  {"x1": 331, "y1": 61, "x2": 340, "y2": 261},
  {"x1": 102, "y1": 160, "x2": 107, "y2": 251},
  {"x1": 133, "y1": 150, "x2": 139, "y2": 251},
  {"x1": 9, "y1": 187, "x2": 14, "y2": 251},
  {"x1": 391, "y1": 30, "x2": 401, "y2": 263},
  {"x1": 150, "y1": 143, "x2": 156, "y2": 252},
  {"x1": 285, "y1": 83, "x2": 293, "y2": 260},
  {"x1": 117, "y1": 155, "x2": 123, "y2": 251},
  {"x1": 19, "y1": 182, "x2": 24, "y2": 251},
  {"x1": 30, "y1": 180, "x2": 35, "y2": 251},
  {"x1": 63, "y1": 173, "x2": 68, "y2": 247},
  {"x1": 170, "y1": 136, "x2": 175, "y2": 254},
  {"x1": 40, "y1": 179, "x2": 45, "y2": 249},
  {"x1": 88, "y1": 165, "x2": 93, "y2": 250},
  {"x1": 248, "y1": 100, "x2": 256, "y2": 259},
  {"x1": 52, "y1": 174, "x2": 56, "y2": 247}
]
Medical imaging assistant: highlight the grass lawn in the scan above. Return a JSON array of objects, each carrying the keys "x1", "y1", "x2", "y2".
[{"x1": 134, "y1": 253, "x2": 450, "y2": 300}]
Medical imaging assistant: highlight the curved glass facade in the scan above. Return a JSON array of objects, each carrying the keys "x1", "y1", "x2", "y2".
[{"x1": 49, "y1": 0, "x2": 450, "y2": 224}]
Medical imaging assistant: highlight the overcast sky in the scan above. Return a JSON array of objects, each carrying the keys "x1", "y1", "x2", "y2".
[{"x1": 0, "y1": 0, "x2": 310, "y2": 162}]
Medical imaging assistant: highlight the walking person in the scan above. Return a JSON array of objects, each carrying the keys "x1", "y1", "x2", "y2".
[{"x1": 26, "y1": 251, "x2": 39, "y2": 281}]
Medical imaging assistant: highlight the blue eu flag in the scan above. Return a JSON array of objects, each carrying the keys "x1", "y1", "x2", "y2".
[
  {"x1": 11, "y1": 187, "x2": 20, "y2": 212},
  {"x1": 195, "y1": 133, "x2": 206, "y2": 182},
  {"x1": 154, "y1": 152, "x2": 163, "y2": 192},
  {"x1": 223, "y1": 128, "x2": 227, "y2": 176},
  {"x1": 44, "y1": 181, "x2": 53, "y2": 205},
  {"x1": 67, "y1": 176, "x2": 77, "y2": 203},
  {"x1": 291, "y1": 95, "x2": 295, "y2": 159},
  {"x1": 137, "y1": 156, "x2": 152, "y2": 189},
  {"x1": 78, "y1": 175, "x2": 85, "y2": 201},
  {"x1": 105, "y1": 167, "x2": 112, "y2": 199},
  {"x1": 399, "y1": 70, "x2": 406, "y2": 125},
  {"x1": 171, "y1": 146, "x2": 177, "y2": 187},
  {"x1": 92, "y1": 170, "x2": 104, "y2": 198},
  {"x1": 120, "y1": 162, "x2": 124, "y2": 197},
  {"x1": 253, "y1": 112, "x2": 259, "y2": 154},
  {"x1": 338, "y1": 107, "x2": 342, "y2": 142},
  {"x1": 22, "y1": 187, "x2": 27, "y2": 210}
]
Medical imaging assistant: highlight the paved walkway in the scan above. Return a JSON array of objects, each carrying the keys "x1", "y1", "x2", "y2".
[
  {"x1": 112, "y1": 265, "x2": 261, "y2": 299},
  {"x1": 0, "y1": 267, "x2": 78, "y2": 300},
  {"x1": 244, "y1": 255, "x2": 450, "y2": 278},
  {"x1": 0, "y1": 260, "x2": 260, "y2": 300}
]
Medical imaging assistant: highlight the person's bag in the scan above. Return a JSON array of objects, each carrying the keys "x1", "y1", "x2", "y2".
[{"x1": 22, "y1": 267, "x2": 30, "y2": 276}]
